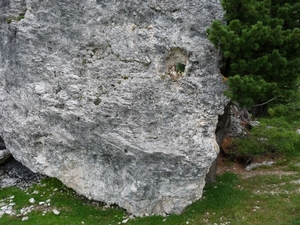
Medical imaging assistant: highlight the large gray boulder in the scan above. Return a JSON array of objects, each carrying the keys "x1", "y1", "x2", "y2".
[{"x1": 0, "y1": 0, "x2": 227, "y2": 216}]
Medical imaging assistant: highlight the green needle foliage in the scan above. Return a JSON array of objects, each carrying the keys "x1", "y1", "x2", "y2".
[{"x1": 207, "y1": 0, "x2": 300, "y2": 107}]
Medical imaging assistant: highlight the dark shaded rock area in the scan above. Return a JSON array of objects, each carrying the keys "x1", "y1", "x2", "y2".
[
  {"x1": 0, "y1": 157, "x2": 47, "y2": 189},
  {"x1": 206, "y1": 102, "x2": 232, "y2": 183},
  {"x1": 0, "y1": 136, "x2": 5, "y2": 150}
]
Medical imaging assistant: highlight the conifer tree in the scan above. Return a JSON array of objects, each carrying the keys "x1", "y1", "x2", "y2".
[{"x1": 207, "y1": 0, "x2": 300, "y2": 107}]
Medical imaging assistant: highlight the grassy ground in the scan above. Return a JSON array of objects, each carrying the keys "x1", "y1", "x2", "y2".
[
  {"x1": 228, "y1": 91, "x2": 300, "y2": 160},
  {"x1": 1, "y1": 160, "x2": 300, "y2": 225}
]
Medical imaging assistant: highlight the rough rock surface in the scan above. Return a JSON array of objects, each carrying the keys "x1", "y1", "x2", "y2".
[
  {"x1": 0, "y1": 0, "x2": 227, "y2": 216},
  {"x1": 0, "y1": 149, "x2": 11, "y2": 165}
]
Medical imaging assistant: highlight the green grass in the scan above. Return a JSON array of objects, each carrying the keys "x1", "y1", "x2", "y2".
[
  {"x1": 6, "y1": 14, "x2": 25, "y2": 24},
  {"x1": 2, "y1": 167, "x2": 300, "y2": 224},
  {"x1": 0, "y1": 178, "x2": 126, "y2": 225},
  {"x1": 230, "y1": 92, "x2": 300, "y2": 159},
  {"x1": 232, "y1": 124, "x2": 300, "y2": 157},
  {"x1": 284, "y1": 162, "x2": 300, "y2": 172}
]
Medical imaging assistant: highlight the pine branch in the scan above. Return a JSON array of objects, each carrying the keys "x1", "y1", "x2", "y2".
[{"x1": 252, "y1": 96, "x2": 278, "y2": 107}]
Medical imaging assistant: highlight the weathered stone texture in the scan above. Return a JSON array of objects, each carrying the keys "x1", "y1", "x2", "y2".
[{"x1": 0, "y1": 0, "x2": 226, "y2": 215}]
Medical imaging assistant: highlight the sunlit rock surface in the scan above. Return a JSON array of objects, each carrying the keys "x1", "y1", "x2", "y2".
[{"x1": 0, "y1": 0, "x2": 226, "y2": 215}]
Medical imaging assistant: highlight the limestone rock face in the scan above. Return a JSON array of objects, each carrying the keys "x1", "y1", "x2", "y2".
[{"x1": 0, "y1": 0, "x2": 227, "y2": 215}]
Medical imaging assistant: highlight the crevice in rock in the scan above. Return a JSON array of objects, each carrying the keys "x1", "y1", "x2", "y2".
[
  {"x1": 0, "y1": 136, "x2": 11, "y2": 165},
  {"x1": 205, "y1": 102, "x2": 232, "y2": 184},
  {"x1": 0, "y1": 136, "x2": 6, "y2": 150},
  {"x1": 215, "y1": 102, "x2": 232, "y2": 147}
]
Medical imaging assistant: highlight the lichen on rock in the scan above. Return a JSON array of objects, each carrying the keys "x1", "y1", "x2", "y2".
[{"x1": 0, "y1": 0, "x2": 227, "y2": 216}]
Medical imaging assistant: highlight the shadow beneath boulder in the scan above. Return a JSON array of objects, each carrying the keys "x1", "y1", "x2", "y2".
[
  {"x1": 0, "y1": 136, "x2": 11, "y2": 165},
  {"x1": 0, "y1": 136, "x2": 5, "y2": 150},
  {"x1": 0, "y1": 157, "x2": 47, "y2": 189}
]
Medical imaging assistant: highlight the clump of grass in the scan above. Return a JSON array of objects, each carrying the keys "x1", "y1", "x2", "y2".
[
  {"x1": 175, "y1": 63, "x2": 185, "y2": 73},
  {"x1": 232, "y1": 125, "x2": 300, "y2": 158},
  {"x1": 283, "y1": 162, "x2": 300, "y2": 172},
  {"x1": 274, "y1": 158, "x2": 291, "y2": 166},
  {"x1": 6, "y1": 14, "x2": 25, "y2": 24},
  {"x1": 6, "y1": 18, "x2": 13, "y2": 24},
  {"x1": 16, "y1": 14, "x2": 25, "y2": 21}
]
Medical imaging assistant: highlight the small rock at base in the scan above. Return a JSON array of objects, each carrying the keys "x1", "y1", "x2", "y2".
[
  {"x1": 22, "y1": 216, "x2": 29, "y2": 221},
  {"x1": 53, "y1": 209, "x2": 60, "y2": 215},
  {"x1": 122, "y1": 218, "x2": 129, "y2": 223},
  {"x1": 29, "y1": 198, "x2": 35, "y2": 204}
]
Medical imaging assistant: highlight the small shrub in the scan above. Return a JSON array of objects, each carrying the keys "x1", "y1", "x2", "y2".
[
  {"x1": 175, "y1": 63, "x2": 185, "y2": 73},
  {"x1": 16, "y1": 14, "x2": 25, "y2": 21},
  {"x1": 6, "y1": 14, "x2": 25, "y2": 24},
  {"x1": 6, "y1": 18, "x2": 13, "y2": 24}
]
